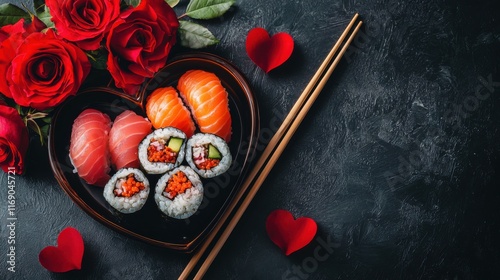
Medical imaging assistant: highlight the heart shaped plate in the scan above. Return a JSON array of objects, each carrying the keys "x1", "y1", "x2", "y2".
[{"x1": 48, "y1": 52, "x2": 259, "y2": 252}]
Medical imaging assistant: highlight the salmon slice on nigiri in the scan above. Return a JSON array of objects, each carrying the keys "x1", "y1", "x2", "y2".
[
  {"x1": 177, "y1": 70, "x2": 232, "y2": 142},
  {"x1": 69, "y1": 109, "x2": 112, "y2": 187},
  {"x1": 109, "y1": 110, "x2": 152, "y2": 170},
  {"x1": 145, "y1": 86, "x2": 196, "y2": 138}
]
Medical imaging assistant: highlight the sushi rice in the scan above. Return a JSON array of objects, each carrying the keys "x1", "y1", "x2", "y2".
[
  {"x1": 103, "y1": 168, "x2": 150, "y2": 213},
  {"x1": 138, "y1": 127, "x2": 186, "y2": 174},
  {"x1": 154, "y1": 166, "x2": 203, "y2": 219},
  {"x1": 185, "y1": 133, "x2": 232, "y2": 178}
]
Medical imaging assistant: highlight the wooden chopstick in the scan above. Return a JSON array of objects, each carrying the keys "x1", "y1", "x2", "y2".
[{"x1": 179, "y1": 13, "x2": 362, "y2": 280}]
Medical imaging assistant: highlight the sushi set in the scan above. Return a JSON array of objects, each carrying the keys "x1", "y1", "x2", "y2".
[{"x1": 48, "y1": 53, "x2": 259, "y2": 252}]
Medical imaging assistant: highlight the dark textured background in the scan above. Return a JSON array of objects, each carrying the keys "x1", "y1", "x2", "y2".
[{"x1": 1, "y1": 0, "x2": 500, "y2": 279}]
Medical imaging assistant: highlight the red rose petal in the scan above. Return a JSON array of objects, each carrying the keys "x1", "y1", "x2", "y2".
[
  {"x1": 39, "y1": 227, "x2": 84, "y2": 273},
  {"x1": 246, "y1": 28, "x2": 294, "y2": 73},
  {"x1": 265, "y1": 209, "x2": 317, "y2": 256}
]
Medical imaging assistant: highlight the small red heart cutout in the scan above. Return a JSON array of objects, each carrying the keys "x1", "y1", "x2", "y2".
[
  {"x1": 39, "y1": 227, "x2": 84, "y2": 273},
  {"x1": 265, "y1": 209, "x2": 317, "y2": 256},
  {"x1": 246, "y1": 28, "x2": 294, "y2": 73}
]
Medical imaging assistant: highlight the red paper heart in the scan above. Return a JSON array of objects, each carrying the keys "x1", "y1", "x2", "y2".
[
  {"x1": 39, "y1": 227, "x2": 84, "y2": 273},
  {"x1": 265, "y1": 209, "x2": 317, "y2": 255},
  {"x1": 246, "y1": 28, "x2": 294, "y2": 73}
]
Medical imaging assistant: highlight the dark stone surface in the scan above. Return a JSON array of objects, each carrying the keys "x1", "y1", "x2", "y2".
[{"x1": 1, "y1": 0, "x2": 499, "y2": 279}]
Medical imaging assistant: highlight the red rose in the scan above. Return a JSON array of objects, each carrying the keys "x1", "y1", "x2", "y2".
[
  {"x1": 0, "y1": 18, "x2": 46, "y2": 98},
  {"x1": 106, "y1": 0, "x2": 179, "y2": 95},
  {"x1": 5, "y1": 29, "x2": 91, "y2": 110},
  {"x1": 0, "y1": 103, "x2": 29, "y2": 174},
  {"x1": 46, "y1": 0, "x2": 121, "y2": 50}
]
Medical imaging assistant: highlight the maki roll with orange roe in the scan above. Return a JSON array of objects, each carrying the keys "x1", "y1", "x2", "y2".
[
  {"x1": 185, "y1": 133, "x2": 232, "y2": 178},
  {"x1": 103, "y1": 168, "x2": 150, "y2": 213},
  {"x1": 154, "y1": 166, "x2": 203, "y2": 219},
  {"x1": 138, "y1": 127, "x2": 186, "y2": 174}
]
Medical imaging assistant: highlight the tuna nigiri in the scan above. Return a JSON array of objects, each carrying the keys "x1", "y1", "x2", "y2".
[
  {"x1": 109, "y1": 110, "x2": 152, "y2": 170},
  {"x1": 177, "y1": 70, "x2": 232, "y2": 142},
  {"x1": 69, "y1": 109, "x2": 112, "y2": 187},
  {"x1": 146, "y1": 86, "x2": 196, "y2": 138}
]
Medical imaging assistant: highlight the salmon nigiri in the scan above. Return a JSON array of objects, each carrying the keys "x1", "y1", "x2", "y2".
[
  {"x1": 177, "y1": 70, "x2": 232, "y2": 142},
  {"x1": 109, "y1": 110, "x2": 152, "y2": 170},
  {"x1": 69, "y1": 109, "x2": 111, "y2": 187},
  {"x1": 145, "y1": 86, "x2": 196, "y2": 138}
]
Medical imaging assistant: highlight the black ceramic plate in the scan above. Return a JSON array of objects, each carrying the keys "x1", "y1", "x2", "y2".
[{"x1": 48, "y1": 52, "x2": 259, "y2": 252}]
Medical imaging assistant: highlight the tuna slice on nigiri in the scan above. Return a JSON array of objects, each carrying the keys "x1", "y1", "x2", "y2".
[
  {"x1": 109, "y1": 110, "x2": 152, "y2": 170},
  {"x1": 69, "y1": 109, "x2": 112, "y2": 187},
  {"x1": 177, "y1": 70, "x2": 232, "y2": 142},
  {"x1": 146, "y1": 86, "x2": 196, "y2": 138}
]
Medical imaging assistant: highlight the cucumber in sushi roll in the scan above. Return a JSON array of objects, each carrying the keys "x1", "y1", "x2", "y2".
[
  {"x1": 154, "y1": 166, "x2": 203, "y2": 219},
  {"x1": 103, "y1": 168, "x2": 150, "y2": 213},
  {"x1": 185, "y1": 133, "x2": 232, "y2": 178},
  {"x1": 138, "y1": 127, "x2": 186, "y2": 174}
]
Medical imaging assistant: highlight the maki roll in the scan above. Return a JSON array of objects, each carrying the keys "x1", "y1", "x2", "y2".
[
  {"x1": 154, "y1": 166, "x2": 203, "y2": 219},
  {"x1": 186, "y1": 133, "x2": 232, "y2": 178},
  {"x1": 138, "y1": 127, "x2": 186, "y2": 174},
  {"x1": 103, "y1": 168, "x2": 150, "y2": 213}
]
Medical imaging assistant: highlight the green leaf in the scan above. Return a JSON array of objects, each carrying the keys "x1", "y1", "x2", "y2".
[
  {"x1": 166, "y1": 0, "x2": 180, "y2": 7},
  {"x1": 179, "y1": 20, "x2": 219, "y2": 49},
  {"x1": 26, "y1": 118, "x2": 48, "y2": 146},
  {"x1": 185, "y1": 0, "x2": 235, "y2": 20},
  {"x1": 33, "y1": 1, "x2": 54, "y2": 28},
  {"x1": 124, "y1": 0, "x2": 141, "y2": 7},
  {"x1": 41, "y1": 116, "x2": 52, "y2": 124},
  {"x1": 40, "y1": 124, "x2": 50, "y2": 143},
  {"x1": 33, "y1": 0, "x2": 44, "y2": 10},
  {"x1": 0, "y1": 3, "x2": 30, "y2": 26},
  {"x1": 87, "y1": 48, "x2": 109, "y2": 70}
]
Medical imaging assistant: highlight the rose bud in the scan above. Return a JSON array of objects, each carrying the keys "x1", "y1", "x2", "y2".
[{"x1": 0, "y1": 103, "x2": 29, "y2": 174}]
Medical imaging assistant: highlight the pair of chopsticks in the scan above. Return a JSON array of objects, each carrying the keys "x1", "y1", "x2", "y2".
[{"x1": 180, "y1": 13, "x2": 362, "y2": 279}]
